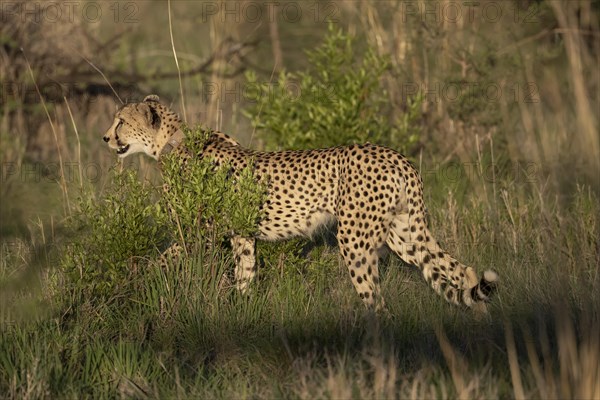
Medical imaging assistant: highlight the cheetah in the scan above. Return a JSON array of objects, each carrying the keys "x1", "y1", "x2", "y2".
[{"x1": 103, "y1": 95, "x2": 498, "y2": 313}]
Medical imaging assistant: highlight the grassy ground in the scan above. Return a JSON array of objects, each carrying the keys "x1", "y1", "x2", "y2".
[{"x1": 1, "y1": 170, "x2": 598, "y2": 398}]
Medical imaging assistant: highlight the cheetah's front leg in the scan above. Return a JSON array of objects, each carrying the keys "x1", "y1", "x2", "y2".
[
  {"x1": 157, "y1": 242, "x2": 184, "y2": 268},
  {"x1": 231, "y1": 236, "x2": 257, "y2": 293}
]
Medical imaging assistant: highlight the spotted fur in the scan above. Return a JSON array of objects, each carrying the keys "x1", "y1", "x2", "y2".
[{"x1": 103, "y1": 95, "x2": 498, "y2": 313}]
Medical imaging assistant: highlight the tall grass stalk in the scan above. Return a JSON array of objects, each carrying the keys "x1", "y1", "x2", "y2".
[
  {"x1": 62, "y1": 97, "x2": 84, "y2": 191},
  {"x1": 505, "y1": 319, "x2": 526, "y2": 399},
  {"x1": 22, "y1": 50, "x2": 70, "y2": 215},
  {"x1": 167, "y1": 0, "x2": 187, "y2": 122},
  {"x1": 550, "y1": 2, "x2": 599, "y2": 174}
]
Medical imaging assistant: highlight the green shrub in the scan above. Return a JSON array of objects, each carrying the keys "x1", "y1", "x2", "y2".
[
  {"x1": 61, "y1": 169, "x2": 166, "y2": 299},
  {"x1": 159, "y1": 125, "x2": 267, "y2": 247},
  {"x1": 245, "y1": 26, "x2": 420, "y2": 151}
]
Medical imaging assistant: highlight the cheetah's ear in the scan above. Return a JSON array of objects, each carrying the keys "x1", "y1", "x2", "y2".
[
  {"x1": 143, "y1": 94, "x2": 160, "y2": 103},
  {"x1": 138, "y1": 102, "x2": 161, "y2": 129},
  {"x1": 148, "y1": 105, "x2": 161, "y2": 129}
]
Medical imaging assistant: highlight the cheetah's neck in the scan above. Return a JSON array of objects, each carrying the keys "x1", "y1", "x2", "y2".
[{"x1": 153, "y1": 110, "x2": 184, "y2": 160}]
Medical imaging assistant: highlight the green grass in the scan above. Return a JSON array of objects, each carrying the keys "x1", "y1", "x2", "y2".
[
  {"x1": 0, "y1": 169, "x2": 64, "y2": 238},
  {"x1": 1, "y1": 173, "x2": 598, "y2": 399}
]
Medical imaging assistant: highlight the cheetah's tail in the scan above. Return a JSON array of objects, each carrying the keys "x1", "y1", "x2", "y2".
[{"x1": 463, "y1": 270, "x2": 499, "y2": 311}]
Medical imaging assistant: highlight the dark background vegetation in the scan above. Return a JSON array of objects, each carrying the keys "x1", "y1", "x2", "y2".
[{"x1": 1, "y1": 1, "x2": 598, "y2": 398}]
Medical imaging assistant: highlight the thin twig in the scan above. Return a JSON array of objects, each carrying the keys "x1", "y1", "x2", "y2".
[
  {"x1": 46, "y1": 40, "x2": 257, "y2": 90},
  {"x1": 72, "y1": 49, "x2": 124, "y2": 105}
]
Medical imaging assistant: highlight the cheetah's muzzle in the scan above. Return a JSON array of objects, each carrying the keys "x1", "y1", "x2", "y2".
[{"x1": 116, "y1": 144, "x2": 130, "y2": 155}]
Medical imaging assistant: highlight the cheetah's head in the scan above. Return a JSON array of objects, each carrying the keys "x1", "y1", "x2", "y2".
[{"x1": 103, "y1": 95, "x2": 181, "y2": 160}]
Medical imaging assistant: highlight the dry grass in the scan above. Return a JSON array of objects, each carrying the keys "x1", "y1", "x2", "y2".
[
  {"x1": 342, "y1": 0, "x2": 599, "y2": 191},
  {"x1": 286, "y1": 310, "x2": 598, "y2": 399}
]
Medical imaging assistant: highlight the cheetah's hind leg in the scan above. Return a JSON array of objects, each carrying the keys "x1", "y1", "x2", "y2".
[
  {"x1": 386, "y1": 213, "x2": 498, "y2": 313},
  {"x1": 336, "y1": 216, "x2": 387, "y2": 313}
]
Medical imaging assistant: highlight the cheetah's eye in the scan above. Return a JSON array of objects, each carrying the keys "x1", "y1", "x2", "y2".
[{"x1": 116, "y1": 120, "x2": 123, "y2": 131}]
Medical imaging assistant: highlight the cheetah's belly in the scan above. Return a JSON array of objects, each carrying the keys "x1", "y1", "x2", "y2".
[{"x1": 257, "y1": 208, "x2": 336, "y2": 241}]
